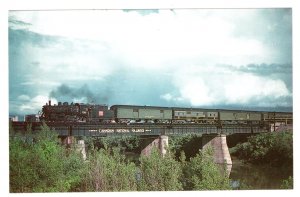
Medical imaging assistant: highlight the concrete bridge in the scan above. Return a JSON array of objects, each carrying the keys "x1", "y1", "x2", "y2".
[{"x1": 10, "y1": 121, "x2": 274, "y2": 174}]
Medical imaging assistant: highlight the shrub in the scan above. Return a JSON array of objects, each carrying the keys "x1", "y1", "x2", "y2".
[
  {"x1": 9, "y1": 122, "x2": 85, "y2": 192},
  {"x1": 138, "y1": 148, "x2": 182, "y2": 191},
  {"x1": 181, "y1": 147, "x2": 231, "y2": 190},
  {"x1": 80, "y1": 147, "x2": 138, "y2": 191},
  {"x1": 232, "y1": 132, "x2": 293, "y2": 167}
]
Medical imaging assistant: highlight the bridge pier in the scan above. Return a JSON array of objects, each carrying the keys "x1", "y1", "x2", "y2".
[
  {"x1": 60, "y1": 136, "x2": 87, "y2": 160},
  {"x1": 76, "y1": 140, "x2": 87, "y2": 160},
  {"x1": 141, "y1": 135, "x2": 168, "y2": 157},
  {"x1": 202, "y1": 134, "x2": 232, "y2": 174}
]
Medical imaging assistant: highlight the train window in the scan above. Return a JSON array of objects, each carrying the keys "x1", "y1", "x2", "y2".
[
  {"x1": 133, "y1": 109, "x2": 138, "y2": 112},
  {"x1": 187, "y1": 111, "x2": 191, "y2": 114},
  {"x1": 160, "y1": 110, "x2": 164, "y2": 113}
]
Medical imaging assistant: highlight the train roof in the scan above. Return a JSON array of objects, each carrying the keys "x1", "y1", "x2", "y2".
[
  {"x1": 110, "y1": 105, "x2": 173, "y2": 110},
  {"x1": 110, "y1": 104, "x2": 292, "y2": 114}
]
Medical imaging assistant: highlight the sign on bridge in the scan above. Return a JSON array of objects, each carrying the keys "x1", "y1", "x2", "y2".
[{"x1": 11, "y1": 122, "x2": 267, "y2": 137}]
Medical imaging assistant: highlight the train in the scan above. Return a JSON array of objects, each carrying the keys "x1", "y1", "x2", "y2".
[
  {"x1": 38, "y1": 101, "x2": 293, "y2": 127},
  {"x1": 39, "y1": 100, "x2": 113, "y2": 123}
]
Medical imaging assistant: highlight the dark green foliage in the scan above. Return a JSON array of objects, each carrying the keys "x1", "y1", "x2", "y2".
[
  {"x1": 280, "y1": 176, "x2": 293, "y2": 189},
  {"x1": 91, "y1": 136, "x2": 141, "y2": 152},
  {"x1": 226, "y1": 133, "x2": 255, "y2": 148},
  {"x1": 9, "y1": 120, "x2": 14, "y2": 136},
  {"x1": 138, "y1": 148, "x2": 182, "y2": 191},
  {"x1": 181, "y1": 147, "x2": 231, "y2": 190},
  {"x1": 10, "y1": 128, "x2": 233, "y2": 192},
  {"x1": 9, "y1": 136, "x2": 37, "y2": 192},
  {"x1": 80, "y1": 147, "x2": 138, "y2": 191},
  {"x1": 169, "y1": 134, "x2": 202, "y2": 160},
  {"x1": 9, "y1": 122, "x2": 85, "y2": 192},
  {"x1": 231, "y1": 132, "x2": 293, "y2": 167}
]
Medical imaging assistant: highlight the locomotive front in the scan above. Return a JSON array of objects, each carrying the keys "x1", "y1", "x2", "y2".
[{"x1": 40, "y1": 100, "x2": 114, "y2": 123}]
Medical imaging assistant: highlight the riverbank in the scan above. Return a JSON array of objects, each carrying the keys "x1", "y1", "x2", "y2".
[
  {"x1": 229, "y1": 131, "x2": 293, "y2": 189},
  {"x1": 230, "y1": 156, "x2": 292, "y2": 189}
]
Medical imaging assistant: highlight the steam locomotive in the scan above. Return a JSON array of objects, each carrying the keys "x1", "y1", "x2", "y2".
[
  {"x1": 39, "y1": 100, "x2": 113, "y2": 123},
  {"x1": 38, "y1": 101, "x2": 293, "y2": 126}
]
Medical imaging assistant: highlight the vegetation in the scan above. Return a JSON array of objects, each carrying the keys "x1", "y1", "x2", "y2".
[
  {"x1": 138, "y1": 148, "x2": 183, "y2": 191},
  {"x1": 10, "y1": 122, "x2": 84, "y2": 192},
  {"x1": 231, "y1": 131, "x2": 293, "y2": 167},
  {"x1": 83, "y1": 135, "x2": 141, "y2": 153},
  {"x1": 230, "y1": 131, "x2": 293, "y2": 189},
  {"x1": 79, "y1": 147, "x2": 138, "y2": 191},
  {"x1": 10, "y1": 125, "x2": 231, "y2": 192},
  {"x1": 168, "y1": 134, "x2": 202, "y2": 160},
  {"x1": 280, "y1": 176, "x2": 293, "y2": 189},
  {"x1": 180, "y1": 147, "x2": 231, "y2": 190}
]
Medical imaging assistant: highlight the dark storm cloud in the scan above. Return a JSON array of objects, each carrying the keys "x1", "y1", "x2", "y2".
[
  {"x1": 45, "y1": 68, "x2": 176, "y2": 107},
  {"x1": 49, "y1": 84, "x2": 111, "y2": 104}
]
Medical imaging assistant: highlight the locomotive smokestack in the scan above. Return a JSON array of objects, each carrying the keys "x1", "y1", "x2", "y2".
[{"x1": 49, "y1": 100, "x2": 51, "y2": 106}]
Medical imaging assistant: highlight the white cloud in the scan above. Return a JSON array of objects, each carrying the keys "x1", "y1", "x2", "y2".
[
  {"x1": 18, "y1": 95, "x2": 58, "y2": 114},
  {"x1": 17, "y1": 94, "x2": 30, "y2": 101},
  {"x1": 20, "y1": 104, "x2": 34, "y2": 111},
  {"x1": 160, "y1": 93, "x2": 172, "y2": 101},
  {"x1": 163, "y1": 65, "x2": 291, "y2": 107},
  {"x1": 160, "y1": 93, "x2": 184, "y2": 103},
  {"x1": 223, "y1": 74, "x2": 289, "y2": 104}
]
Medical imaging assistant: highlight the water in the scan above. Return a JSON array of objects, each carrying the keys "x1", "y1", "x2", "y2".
[{"x1": 229, "y1": 156, "x2": 293, "y2": 189}]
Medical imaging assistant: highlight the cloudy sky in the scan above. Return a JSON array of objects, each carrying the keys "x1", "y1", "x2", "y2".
[{"x1": 9, "y1": 9, "x2": 292, "y2": 115}]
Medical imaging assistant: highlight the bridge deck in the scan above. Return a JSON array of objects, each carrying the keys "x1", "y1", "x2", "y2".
[{"x1": 11, "y1": 122, "x2": 268, "y2": 137}]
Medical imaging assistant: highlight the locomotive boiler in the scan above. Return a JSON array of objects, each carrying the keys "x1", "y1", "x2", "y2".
[{"x1": 39, "y1": 100, "x2": 113, "y2": 123}]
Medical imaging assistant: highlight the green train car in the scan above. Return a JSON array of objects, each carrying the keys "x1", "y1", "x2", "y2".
[
  {"x1": 172, "y1": 107, "x2": 218, "y2": 123},
  {"x1": 110, "y1": 105, "x2": 173, "y2": 123},
  {"x1": 219, "y1": 110, "x2": 261, "y2": 123}
]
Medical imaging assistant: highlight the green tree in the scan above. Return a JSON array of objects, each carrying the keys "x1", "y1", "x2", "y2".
[
  {"x1": 181, "y1": 147, "x2": 231, "y2": 190},
  {"x1": 9, "y1": 134, "x2": 37, "y2": 192},
  {"x1": 92, "y1": 136, "x2": 141, "y2": 152},
  {"x1": 138, "y1": 148, "x2": 182, "y2": 191},
  {"x1": 232, "y1": 132, "x2": 293, "y2": 167},
  {"x1": 280, "y1": 176, "x2": 293, "y2": 189},
  {"x1": 168, "y1": 134, "x2": 202, "y2": 160},
  {"x1": 9, "y1": 122, "x2": 85, "y2": 192},
  {"x1": 81, "y1": 147, "x2": 138, "y2": 191}
]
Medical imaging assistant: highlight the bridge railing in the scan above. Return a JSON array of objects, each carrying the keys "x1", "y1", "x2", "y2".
[{"x1": 11, "y1": 122, "x2": 267, "y2": 137}]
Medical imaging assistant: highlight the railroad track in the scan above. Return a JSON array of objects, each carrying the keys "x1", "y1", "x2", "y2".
[{"x1": 10, "y1": 121, "x2": 268, "y2": 136}]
